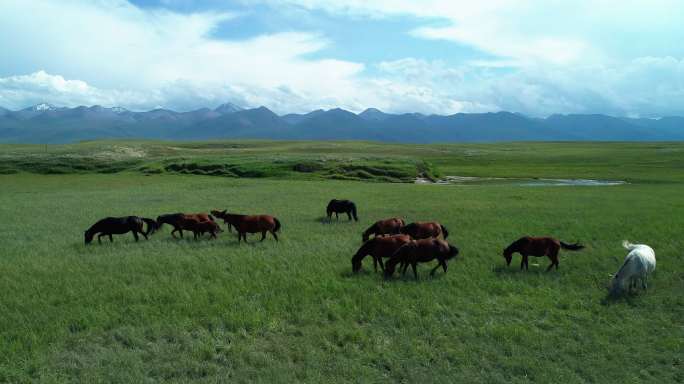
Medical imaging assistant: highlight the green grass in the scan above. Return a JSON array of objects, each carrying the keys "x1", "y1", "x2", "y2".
[{"x1": 0, "y1": 141, "x2": 682, "y2": 383}]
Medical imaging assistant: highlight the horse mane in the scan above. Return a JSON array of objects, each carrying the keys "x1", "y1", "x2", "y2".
[
  {"x1": 362, "y1": 223, "x2": 377, "y2": 237},
  {"x1": 504, "y1": 237, "x2": 526, "y2": 254}
]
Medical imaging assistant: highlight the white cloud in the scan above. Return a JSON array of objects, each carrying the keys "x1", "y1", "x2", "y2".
[
  {"x1": 0, "y1": 0, "x2": 368, "y2": 112},
  {"x1": 0, "y1": 0, "x2": 683, "y2": 117}
]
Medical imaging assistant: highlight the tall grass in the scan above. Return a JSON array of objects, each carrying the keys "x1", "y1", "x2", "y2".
[{"x1": 0, "y1": 170, "x2": 682, "y2": 382}]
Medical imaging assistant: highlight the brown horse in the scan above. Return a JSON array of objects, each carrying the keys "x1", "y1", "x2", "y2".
[
  {"x1": 212, "y1": 210, "x2": 281, "y2": 243},
  {"x1": 352, "y1": 234, "x2": 412, "y2": 273},
  {"x1": 362, "y1": 217, "x2": 405, "y2": 242},
  {"x1": 503, "y1": 236, "x2": 584, "y2": 271},
  {"x1": 156, "y1": 213, "x2": 215, "y2": 238},
  {"x1": 400, "y1": 221, "x2": 449, "y2": 240},
  {"x1": 180, "y1": 218, "x2": 222, "y2": 240},
  {"x1": 384, "y1": 238, "x2": 459, "y2": 279}
]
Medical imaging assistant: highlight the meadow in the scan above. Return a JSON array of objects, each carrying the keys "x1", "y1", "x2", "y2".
[{"x1": 0, "y1": 141, "x2": 682, "y2": 383}]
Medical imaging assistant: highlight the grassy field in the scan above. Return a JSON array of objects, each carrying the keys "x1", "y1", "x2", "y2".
[{"x1": 0, "y1": 141, "x2": 682, "y2": 383}]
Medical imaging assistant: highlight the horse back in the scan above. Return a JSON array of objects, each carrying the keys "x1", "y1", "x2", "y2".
[{"x1": 372, "y1": 234, "x2": 412, "y2": 258}]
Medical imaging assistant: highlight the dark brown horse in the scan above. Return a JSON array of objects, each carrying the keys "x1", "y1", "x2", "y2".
[
  {"x1": 503, "y1": 236, "x2": 584, "y2": 271},
  {"x1": 362, "y1": 217, "x2": 405, "y2": 242},
  {"x1": 352, "y1": 234, "x2": 412, "y2": 273},
  {"x1": 156, "y1": 212, "x2": 215, "y2": 238},
  {"x1": 84, "y1": 216, "x2": 157, "y2": 244},
  {"x1": 400, "y1": 221, "x2": 449, "y2": 240},
  {"x1": 327, "y1": 199, "x2": 358, "y2": 221},
  {"x1": 212, "y1": 210, "x2": 281, "y2": 243},
  {"x1": 180, "y1": 218, "x2": 222, "y2": 240},
  {"x1": 384, "y1": 238, "x2": 459, "y2": 279}
]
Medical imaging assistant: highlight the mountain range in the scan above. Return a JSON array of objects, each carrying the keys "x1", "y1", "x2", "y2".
[{"x1": 0, "y1": 103, "x2": 683, "y2": 143}]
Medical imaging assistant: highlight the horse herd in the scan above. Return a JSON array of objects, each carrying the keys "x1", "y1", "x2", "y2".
[{"x1": 84, "y1": 199, "x2": 656, "y2": 296}]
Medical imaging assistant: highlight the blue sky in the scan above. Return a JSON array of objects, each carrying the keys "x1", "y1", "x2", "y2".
[{"x1": 1, "y1": 0, "x2": 683, "y2": 117}]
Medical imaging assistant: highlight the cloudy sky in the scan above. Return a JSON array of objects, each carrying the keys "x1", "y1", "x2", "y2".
[{"x1": 1, "y1": 0, "x2": 683, "y2": 117}]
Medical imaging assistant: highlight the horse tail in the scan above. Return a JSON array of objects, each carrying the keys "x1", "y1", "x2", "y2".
[
  {"x1": 560, "y1": 241, "x2": 584, "y2": 251},
  {"x1": 351, "y1": 203, "x2": 358, "y2": 221},
  {"x1": 142, "y1": 218, "x2": 158, "y2": 235},
  {"x1": 440, "y1": 224, "x2": 449, "y2": 239},
  {"x1": 273, "y1": 218, "x2": 281, "y2": 233},
  {"x1": 622, "y1": 240, "x2": 637, "y2": 251}
]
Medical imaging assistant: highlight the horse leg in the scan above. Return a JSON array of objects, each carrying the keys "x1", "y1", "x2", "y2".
[
  {"x1": 260, "y1": 231, "x2": 266, "y2": 241},
  {"x1": 442, "y1": 259, "x2": 448, "y2": 273},
  {"x1": 373, "y1": 256, "x2": 378, "y2": 272},
  {"x1": 400, "y1": 262, "x2": 409, "y2": 276},
  {"x1": 347, "y1": 212, "x2": 352, "y2": 221},
  {"x1": 133, "y1": 231, "x2": 139, "y2": 242},
  {"x1": 430, "y1": 262, "x2": 441, "y2": 276},
  {"x1": 98, "y1": 233, "x2": 104, "y2": 244},
  {"x1": 411, "y1": 263, "x2": 419, "y2": 279},
  {"x1": 377, "y1": 257, "x2": 385, "y2": 272},
  {"x1": 520, "y1": 254, "x2": 527, "y2": 270},
  {"x1": 141, "y1": 230, "x2": 148, "y2": 240}
]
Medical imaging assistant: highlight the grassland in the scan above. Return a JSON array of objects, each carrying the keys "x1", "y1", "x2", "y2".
[{"x1": 0, "y1": 141, "x2": 682, "y2": 383}]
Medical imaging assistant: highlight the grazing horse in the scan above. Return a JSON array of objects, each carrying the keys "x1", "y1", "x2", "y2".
[
  {"x1": 84, "y1": 216, "x2": 155, "y2": 244},
  {"x1": 503, "y1": 236, "x2": 584, "y2": 271},
  {"x1": 400, "y1": 221, "x2": 449, "y2": 240},
  {"x1": 212, "y1": 210, "x2": 281, "y2": 243},
  {"x1": 156, "y1": 212, "x2": 215, "y2": 238},
  {"x1": 384, "y1": 238, "x2": 459, "y2": 279},
  {"x1": 609, "y1": 241, "x2": 656, "y2": 296},
  {"x1": 362, "y1": 217, "x2": 405, "y2": 242},
  {"x1": 326, "y1": 199, "x2": 358, "y2": 221},
  {"x1": 352, "y1": 234, "x2": 412, "y2": 273}
]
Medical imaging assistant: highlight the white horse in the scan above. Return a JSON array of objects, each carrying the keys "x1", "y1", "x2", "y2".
[{"x1": 609, "y1": 241, "x2": 656, "y2": 295}]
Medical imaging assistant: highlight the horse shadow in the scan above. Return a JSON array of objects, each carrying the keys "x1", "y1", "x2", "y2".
[
  {"x1": 315, "y1": 216, "x2": 355, "y2": 224},
  {"x1": 492, "y1": 264, "x2": 549, "y2": 276}
]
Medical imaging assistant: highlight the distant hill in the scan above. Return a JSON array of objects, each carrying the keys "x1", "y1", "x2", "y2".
[{"x1": 0, "y1": 103, "x2": 682, "y2": 143}]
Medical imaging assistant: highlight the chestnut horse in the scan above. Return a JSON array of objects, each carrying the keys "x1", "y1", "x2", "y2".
[
  {"x1": 362, "y1": 217, "x2": 405, "y2": 242},
  {"x1": 352, "y1": 234, "x2": 412, "y2": 273},
  {"x1": 503, "y1": 236, "x2": 584, "y2": 271},
  {"x1": 84, "y1": 216, "x2": 157, "y2": 244},
  {"x1": 156, "y1": 212, "x2": 215, "y2": 238},
  {"x1": 384, "y1": 238, "x2": 459, "y2": 279},
  {"x1": 327, "y1": 199, "x2": 358, "y2": 221},
  {"x1": 400, "y1": 221, "x2": 449, "y2": 240},
  {"x1": 212, "y1": 210, "x2": 281, "y2": 243}
]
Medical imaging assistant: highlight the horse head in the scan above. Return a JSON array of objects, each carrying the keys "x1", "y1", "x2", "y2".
[
  {"x1": 448, "y1": 245, "x2": 460, "y2": 259},
  {"x1": 502, "y1": 246, "x2": 514, "y2": 266},
  {"x1": 84, "y1": 230, "x2": 94, "y2": 245}
]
